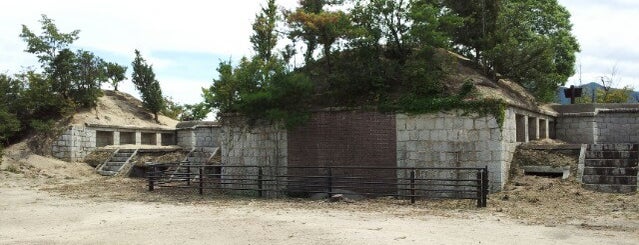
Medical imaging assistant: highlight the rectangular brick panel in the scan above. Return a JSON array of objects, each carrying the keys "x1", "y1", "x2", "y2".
[{"x1": 287, "y1": 111, "x2": 397, "y2": 196}]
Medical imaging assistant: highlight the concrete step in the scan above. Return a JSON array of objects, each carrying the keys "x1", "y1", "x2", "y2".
[
  {"x1": 583, "y1": 184, "x2": 637, "y2": 193},
  {"x1": 114, "y1": 153, "x2": 134, "y2": 158},
  {"x1": 582, "y1": 175, "x2": 637, "y2": 185},
  {"x1": 97, "y1": 170, "x2": 117, "y2": 176},
  {"x1": 583, "y1": 167, "x2": 638, "y2": 176},
  {"x1": 584, "y1": 159, "x2": 638, "y2": 167},
  {"x1": 585, "y1": 151, "x2": 638, "y2": 159},
  {"x1": 102, "y1": 166, "x2": 123, "y2": 172},
  {"x1": 110, "y1": 156, "x2": 130, "y2": 162},
  {"x1": 588, "y1": 144, "x2": 638, "y2": 151},
  {"x1": 119, "y1": 149, "x2": 137, "y2": 153},
  {"x1": 105, "y1": 161, "x2": 126, "y2": 166}
]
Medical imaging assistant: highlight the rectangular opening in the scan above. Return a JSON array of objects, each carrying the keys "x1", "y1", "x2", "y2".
[
  {"x1": 161, "y1": 133, "x2": 175, "y2": 146},
  {"x1": 539, "y1": 119, "x2": 548, "y2": 139},
  {"x1": 528, "y1": 117, "x2": 538, "y2": 141},
  {"x1": 96, "y1": 131, "x2": 114, "y2": 147},
  {"x1": 141, "y1": 132, "x2": 157, "y2": 145},
  {"x1": 549, "y1": 120, "x2": 556, "y2": 139},
  {"x1": 516, "y1": 114, "x2": 526, "y2": 142},
  {"x1": 119, "y1": 132, "x2": 135, "y2": 145}
]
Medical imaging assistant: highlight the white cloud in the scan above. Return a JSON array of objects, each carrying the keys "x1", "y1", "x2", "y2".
[{"x1": 559, "y1": 0, "x2": 639, "y2": 88}]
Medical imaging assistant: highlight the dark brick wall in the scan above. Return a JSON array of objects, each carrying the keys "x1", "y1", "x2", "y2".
[{"x1": 287, "y1": 111, "x2": 397, "y2": 195}]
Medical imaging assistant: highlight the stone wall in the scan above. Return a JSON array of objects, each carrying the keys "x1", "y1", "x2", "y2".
[
  {"x1": 556, "y1": 115, "x2": 597, "y2": 144},
  {"x1": 396, "y1": 110, "x2": 515, "y2": 191},
  {"x1": 220, "y1": 118, "x2": 287, "y2": 196},
  {"x1": 176, "y1": 121, "x2": 220, "y2": 151},
  {"x1": 52, "y1": 124, "x2": 179, "y2": 162},
  {"x1": 553, "y1": 105, "x2": 639, "y2": 144},
  {"x1": 52, "y1": 125, "x2": 96, "y2": 162},
  {"x1": 195, "y1": 127, "x2": 220, "y2": 152}
]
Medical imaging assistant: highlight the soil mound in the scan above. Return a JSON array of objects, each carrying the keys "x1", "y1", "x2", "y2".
[{"x1": 71, "y1": 90, "x2": 178, "y2": 128}]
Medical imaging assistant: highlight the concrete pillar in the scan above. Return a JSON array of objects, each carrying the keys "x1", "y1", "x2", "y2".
[
  {"x1": 135, "y1": 131, "x2": 142, "y2": 145},
  {"x1": 114, "y1": 131, "x2": 121, "y2": 146},
  {"x1": 539, "y1": 119, "x2": 548, "y2": 139},
  {"x1": 156, "y1": 133, "x2": 162, "y2": 146}
]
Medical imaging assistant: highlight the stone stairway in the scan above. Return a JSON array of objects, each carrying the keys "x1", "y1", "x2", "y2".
[
  {"x1": 97, "y1": 148, "x2": 138, "y2": 176},
  {"x1": 167, "y1": 148, "x2": 219, "y2": 181},
  {"x1": 583, "y1": 144, "x2": 638, "y2": 193}
]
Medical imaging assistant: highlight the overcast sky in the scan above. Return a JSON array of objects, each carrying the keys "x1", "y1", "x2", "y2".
[{"x1": 1, "y1": 0, "x2": 638, "y2": 107}]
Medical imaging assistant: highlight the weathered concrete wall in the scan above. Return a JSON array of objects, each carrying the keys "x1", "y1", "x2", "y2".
[
  {"x1": 556, "y1": 115, "x2": 597, "y2": 144},
  {"x1": 396, "y1": 110, "x2": 515, "y2": 191},
  {"x1": 177, "y1": 129, "x2": 195, "y2": 148},
  {"x1": 554, "y1": 105, "x2": 639, "y2": 144},
  {"x1": 52, "y1": 125, "x2": 97, "y2": 162},
  {"x1": 195, "y1": 126, "x2": 220, "y2": 151},
  {"x1": 220, "y1": 118, "x2": 287, "y2": 197},
  {"x1": 176, "y1": 121, "x2": 220, "y2": 151},
  {"x1": 52, "y1": 125, "x2": 180, "y2": 162}
]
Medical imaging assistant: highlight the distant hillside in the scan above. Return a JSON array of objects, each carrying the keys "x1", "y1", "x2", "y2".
[{"x1": 556, "y1": 82, "x2": 639, "y2": 104}]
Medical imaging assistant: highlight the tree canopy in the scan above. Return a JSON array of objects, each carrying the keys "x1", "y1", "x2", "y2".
[
  {"x1": 131, "y1": 50, "x2": 165, "y2": 121},
  {"x1": 204, "y1": 0, "x2": 580, "y2": 126}
]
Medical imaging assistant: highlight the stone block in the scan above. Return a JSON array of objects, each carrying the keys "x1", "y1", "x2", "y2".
[{"x1": 397, "y1": 131, "x2": 409, "y2": 142}]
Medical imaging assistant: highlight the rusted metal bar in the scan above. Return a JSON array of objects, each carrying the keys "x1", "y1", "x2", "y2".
[
  {"x1": 410, "y1": 170, "x2": 416, "y2": 204},
  {"x1": 258, "y1": 167, "x2": 263, "y2": 198},
  {"x1": 198, "y1": 166, "x2": 204, "y2": 195}
]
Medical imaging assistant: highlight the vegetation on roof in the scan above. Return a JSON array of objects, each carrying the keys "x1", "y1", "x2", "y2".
[{"x1": 203, "y1": 0, "x2": 579, "y2": 127}]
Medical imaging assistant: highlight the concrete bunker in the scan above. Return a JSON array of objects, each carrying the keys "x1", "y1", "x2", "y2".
[
  {"x1": 96, "y1": 131, "x2": 114, "y2": 147},
  {"x1": 119, "y1": 131, "x2": 135, "y2": 145},
  {"x1": 516, "y1": 114, "x2": 526, "y2": 142},
  {"x1": 141, "y1": 132, "x2": 157, "y2": 145},
  {"x1": 528, "y1": 116, "x2": 538, "y2": 141},
  {"x1": 161, "y1": 133, "x2": 175, "y2": 146}
]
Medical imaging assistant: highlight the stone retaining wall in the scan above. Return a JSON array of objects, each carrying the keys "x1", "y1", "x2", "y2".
[{"x1": 553, "y1": 105, "x2": 639, "y2": 144}]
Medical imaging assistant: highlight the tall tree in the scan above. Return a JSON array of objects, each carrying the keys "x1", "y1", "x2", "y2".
[
  {"x1": 486, "y1": 0, "x2": 579, "y2": 101},
  {"x1": 131, "y1": 50, "x2": 164, "y2": 121},
  {"x1": 251, "y1": 0, "x2": 279, "y2": 62},
  {"x1": 20, "y1": 14, "x2": 80, "y2": 67},
  {"x1": 443, "y1": 0, "x2": 500, "y2": 64},
  {"x1": 287, "y1": 0, "x2": 351, "y2": 72},
  {"x1": 105, "y1": 62, "x2": 127, "y2": 91},
  {"x1": 73, "y1": 50, "x2": 106, "y2": 107}
]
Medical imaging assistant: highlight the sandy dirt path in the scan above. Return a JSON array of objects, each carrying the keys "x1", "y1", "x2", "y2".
[{"x1": 1, "y1": 187, "x2": 637, "y2": 245}]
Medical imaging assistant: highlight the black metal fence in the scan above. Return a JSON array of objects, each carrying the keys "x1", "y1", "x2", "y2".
[{"x1": 147, "y1": 164, "x2": 489, "y2": 207}]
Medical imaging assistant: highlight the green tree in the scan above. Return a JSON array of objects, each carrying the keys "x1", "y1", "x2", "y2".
[
  {"x1": 105, "y1": 62, "x2": 127, "y2": 91},
  {"x1": 287, "y1": 0, "x2": 351, "y2": 72},
  {"x1": 443, "y1": 0, "x2": 500, "y2": 64},
  {"x1": 486, "y1": 0, "x2": 579, "y2": 101},
  {"x1": 161, "y1": 96, "x2": 184, "y2": 120},
  {"x1": 206, "y1": 0, "x2": 314, "y2": 127},
  {"x1": 131, "y1": 50, "x2": 165, "y2": 121},
  {"x1": 251, "y1": 0, "x2": 279, "y2": 62},
  {"x1": 181, "y1": 103, "x2": 211, "y2": 121},
  {"x1": 20, "y1": 14, "x2": 80, "y2": 67},
  {"x1": 0, "y1": 74, "x2": 23, "y2": 146},
  {"x1": 72, "y1": 50, "x2": 106, "y2": 107}
]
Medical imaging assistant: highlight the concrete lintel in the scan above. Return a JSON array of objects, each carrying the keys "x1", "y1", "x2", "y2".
[{"x1": 522, "y1": 165, "x2": 571, "y2": 180}]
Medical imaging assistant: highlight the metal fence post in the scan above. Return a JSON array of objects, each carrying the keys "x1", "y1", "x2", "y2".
[
  {"x1": 148, "y1": 164, "x2": 156, "y2": 191},
  {"x1": 326, "y1": 167, "x2": 333, "y2": 198},
  {"x1": 482, "y1": 166, "x2": 489, "y2": 208},
  {"x1": 476, "y1": 170, "x2": 483, "y2": 208},
  {"x1": 198, "y1": 166, "x2": 204, "y2": 195},
  {"x1": 410, "y1": 170, "x2": 416, "y2": 204},
  {"x1": 258, "y1": 167, "x2": 263, "y2": 198},
  {"x1": 187, "y1": 163, "x2": 191, "y2": 186}
]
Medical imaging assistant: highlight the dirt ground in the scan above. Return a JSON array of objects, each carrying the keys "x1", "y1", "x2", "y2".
[{"x1": 1, "y1": 142, "x2": 638, "y2": 244}]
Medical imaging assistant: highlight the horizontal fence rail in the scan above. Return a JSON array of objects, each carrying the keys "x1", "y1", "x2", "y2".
[{"x1": 146, "y1": 164, "x2": 489, "y2": 207}]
